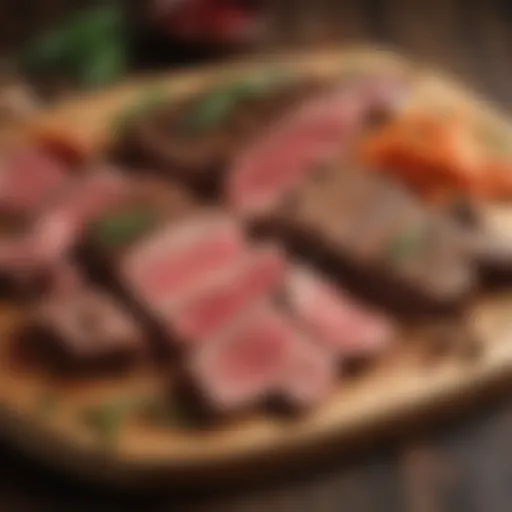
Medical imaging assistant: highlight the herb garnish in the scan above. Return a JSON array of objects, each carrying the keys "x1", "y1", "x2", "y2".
[
  {"x1": 21, "y1": 3, "x2": 127, "y2": 89},
  {"x1": 386, "y1": 223, "x2": 426, "y2": 261},
  {"x1": 181, "y1": 71, "x2": 293, "y2": 134},
  {"x1": 81, "y1": 396, "x2": 145, "y2": 447},
  {"x1": 91, "y1": 207, "x2": 157, "y2": 248}
]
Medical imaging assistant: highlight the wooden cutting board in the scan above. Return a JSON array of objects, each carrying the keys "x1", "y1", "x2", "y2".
[{"x1": 1, "y1": 47, "x2": 512, "y2": 487}]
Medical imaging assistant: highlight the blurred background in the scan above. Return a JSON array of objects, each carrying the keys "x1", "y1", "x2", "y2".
[{"x1": 0, "y1": 1, "x2": 512, "y2": 511}]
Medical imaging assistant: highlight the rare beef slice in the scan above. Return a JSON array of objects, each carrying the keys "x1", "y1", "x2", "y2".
[
  {"x1": 226, "y1": 73, "x2": 409, "y2": 216},
  {"x1": 117, "y1": 214, "x2": 288, "y2": 348},
  {"x1": 283, "y1": 265, "x2": 395, "y2": 358},
  {"x1": 0, "y1": 145, "x2": 74, "y2": 295},
  {"x1": 265, "y1": 160, "x2": 477, "y2": 315},
  {"x1": 188, "y1": 306, "x2": 299, "y2": 412},
  {"x1": 0, "y1": 168, "x2": 141, "y2": 296},
  {"x1": 113, "y1": 76, "x2": 331, "y2": 195},
  {"x1": 26, "y1": 269, "x2": 145, "y2": 373},
  {"x1": 0, "y1": 145, "x2": 70, "y2": 220}
]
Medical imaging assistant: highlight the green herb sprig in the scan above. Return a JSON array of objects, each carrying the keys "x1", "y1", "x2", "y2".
[
  {"x1": 91, "y1": 207, "x2": 158, "y2": 248},
  {"x1": 386, "y1": 223, "x2": 427, "y2": 262},
  {"x1": 181, "y1": 70, "x2": 294, "y2": 134},
  {"x1": 21, "y1": 3, "x2": 127, "y2": 89}
]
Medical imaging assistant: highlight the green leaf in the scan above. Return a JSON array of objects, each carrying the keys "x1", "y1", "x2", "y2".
[
  {"x1": 81, "y1": 395, "x2": 150, "y2": 446},
  {"x1": 20, "y1": 3, "x2": 126, "y2": 87},
  {"x1": 181, "y1": 88, "x2": 237, "y2": 134},
  {"x1": 82, "y1": 403, "x2": 126, "y2": 447},
  {"x1": 91, "y1": 207, "x2": 158, "y2": 248},
  {"x1": 386, "y1": 224, "x2": 426, "y2": 261},
  {"x1": 181, "y1": 72, "x2": 294, "y2": 134},
  {"x1": 79, "y1": 41, "x2": 127, "y2": 89}
]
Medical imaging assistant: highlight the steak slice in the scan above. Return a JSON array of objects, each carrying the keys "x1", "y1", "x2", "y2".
[
  {"x1": 227, "y1": 74, "x2": 409, "y2": 216},
  {"x1": 0, "y1": 145, "x2": 69, "y2": 219},
  {"x1": 283, "y1": 266, "x2": 394, "y2": 358},
  {"x1": 29, "y1": 168, "x2": 133, "y2": 266},
  {"x1": 166, "y1": 246, "x2": 286, "y2": 343},
  {"x1": 188, "y1": 306, "x2": 296, "y2": 411},
  {"x1": 27, "y1": 271, "x2": 144, "y2": 373},
  {"x1": 121, "y1": 215, "x2": 245, "y2": 307},
  {"x1": 278, "y1": 335, "x2": 337, "y2": 409},
  {"x1": 266, "y1": 160, "x2": 476, "y2": 315},
  {"x1": 114, "y1": 77, "x2": 330, "y2": 195}
]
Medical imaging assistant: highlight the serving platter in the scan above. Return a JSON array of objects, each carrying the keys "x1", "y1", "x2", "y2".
[{"x1": 1, "y1": 47, "x2": 512, "y2": 487}]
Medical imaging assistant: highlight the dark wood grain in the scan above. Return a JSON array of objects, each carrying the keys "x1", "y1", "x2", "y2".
[{"x1": 1, "y1": 1, "x2": 512, "y2": 511}]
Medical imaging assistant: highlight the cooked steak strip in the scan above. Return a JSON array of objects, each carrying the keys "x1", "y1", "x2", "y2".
[
  {"x1": 27, "y1": 271, "x2": 144, "y2": 373},
  {"x1": 120, "y1": 215, "x2": 245, "y2": 308},
  {"x1": 283, "y1": 266, "x2": 394, "y2": 358},
  {"x1": 265, "y1": 160, "x2": 476, "y2": 315},
  {"x1": 188, "y1": 306, "x2": 297, "y2": 411},
  {"x1": 0, "y1": 145, "x2": 69, "y2": 218},
  {"x1": 114, "y1": 77, "x2": 330, "y2": 195},
  {"x1": 166, "y1": 246, "x2": 286, "y2": 343},
  {"x1": 227, "y1": 74, "x2": 409, "y2": 216},
  {"x1": 277, "y1": 334, "x2": 337, "y2": 409}
]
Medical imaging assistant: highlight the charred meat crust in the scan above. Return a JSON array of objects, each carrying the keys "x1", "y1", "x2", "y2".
[
  {"x1": 112, "y1": 78, "x2": 332, "y2": 197},
  {"x1": 259, "y1": 162, "x2": 477, "y2": 317}
]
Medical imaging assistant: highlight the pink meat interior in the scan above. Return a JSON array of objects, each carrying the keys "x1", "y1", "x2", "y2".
[
  {"x1": 287, "y1": 267, "x2": 393, "y2": 356},
  {"x1": 30, "y1": 170, "x2": 130, "y2": 264},
  {"x1": 280, "y1": 335, "x2": 336, "y2": 407},
  {"x1": 192, "y1": 307, "x2": 295, "y2": 409},
  {"x1": 0, "y1": 147, "x2": 68, "y2": 215},
  {"x1": 123, "y1": 216, "x2": 246, "y2": 306},
  {"x1": 227, "y1": 92, "x2": 362, "y2": 216},
  {"x1": 170, "y1": 246, "x2": 286, "y2": 341}
]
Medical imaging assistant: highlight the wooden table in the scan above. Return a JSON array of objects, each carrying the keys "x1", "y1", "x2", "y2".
[{"x1": 1, "y1": 1, "x2": 512, "y2": 510}]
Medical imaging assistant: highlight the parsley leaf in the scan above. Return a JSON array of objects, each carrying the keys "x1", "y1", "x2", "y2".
[{"x1": 91, "y1": 207, "x2": 157, "y2": 248}]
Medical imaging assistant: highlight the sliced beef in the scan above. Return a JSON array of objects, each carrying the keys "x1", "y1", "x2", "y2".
[
  {"x1": 118, "y1": 213, "x2": 288, "y2": 350},
  {"x1": 120, "y1": 215, "x2": 245, "y2": 307},
  {"x1": 114, "y1": 77, "x2": 330, "y2": 195},
  {"x1": 227, "y1": 74, "x2": 409, "y2": 216},
  {"x1": 166, "y1": 246, "x2": 286, "y2": 343},
  {"x1": 283, "y1": 266, "x2": 394, "y2": 358},
  {"x1": 277, "y1": 335, "x2": 337, "y2": 409},
  {"x1": 30, "y1": 168, "x2": 133, "y2": 265},
  {"x1": 265, "y1": 160, "x2": 476, "y2": 315},
  {"x1": 188, "y1": 306, "x2": 297, "y2": 411},
  {"x1": 0, "y1": 169, "x2": 133, "y2": 296},
  {"x1": 0, "y1": 145, "x2": 69, "y2": 219},
  {"x1": 27, "y1": 270, "x2": 144, "y2": 373}
]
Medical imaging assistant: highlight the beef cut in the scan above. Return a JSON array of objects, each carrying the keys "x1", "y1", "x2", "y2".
[
  {"x1": 167, "y1": 246, "x2": 286, "y2": 342},
  {"x1": 121, "y1": 214, "x2": 245, "y2": 307},
  {"x1": 227, "y1": 73, "x2": 409, "y2": 216},
  {"x1": 0, "y1": 145, "x2": 69, "y2": 219},
  {"x1": 27, "y1": 268, "x2": 144, "y2": 372},
  {"x1": 188, "y1": 306, "x2": 297, "y2": 411},
  {"x1": 114, "y1": 76, "x2": 330, "y2": 195},
  {"x1": 283, "y1": 266, "x2": 394, "y2": 358},
  {"x1": 264, "y1": 159, "x2": 476, "y2": 315},
  {"x1": 278, "y1": 334, "x2": 337, "y2": 409}
]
